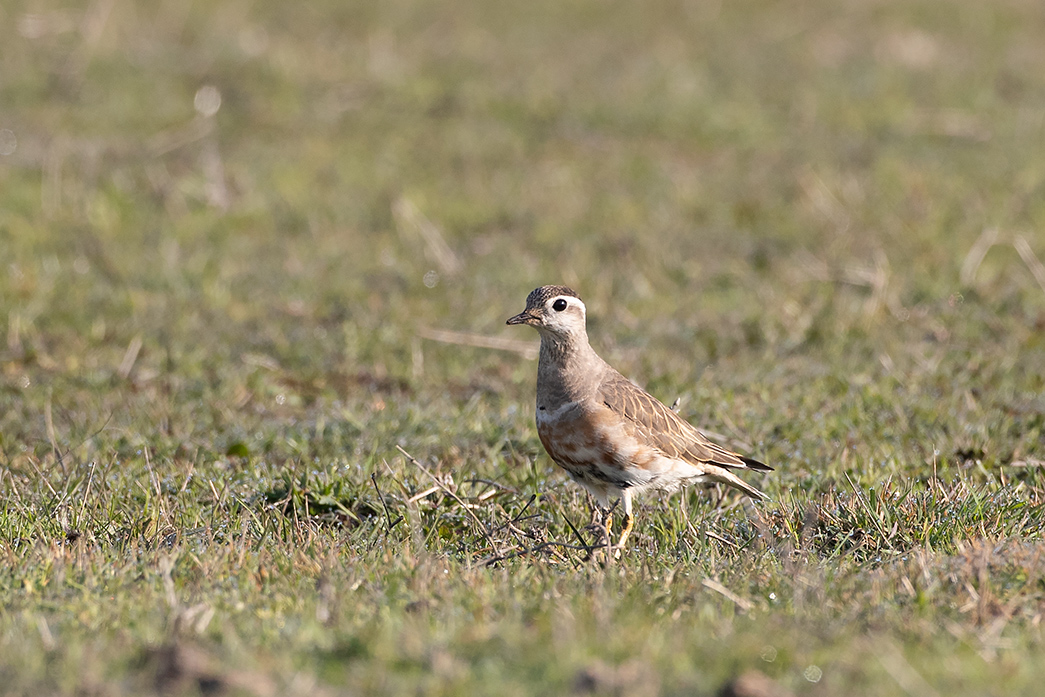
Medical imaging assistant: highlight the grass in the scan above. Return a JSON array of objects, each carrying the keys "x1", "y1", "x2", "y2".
[{"x1": 2, "y1": 0, "x2": 1045, "y2": 694}]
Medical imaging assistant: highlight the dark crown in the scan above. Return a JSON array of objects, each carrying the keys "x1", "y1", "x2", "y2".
[{"x1": 525, "y1": 285, "x2": 581, "y2": 309}]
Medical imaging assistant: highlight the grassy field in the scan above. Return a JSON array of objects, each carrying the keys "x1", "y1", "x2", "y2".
[{"x1": 2, "y1": 0, "x2": 1045, "y2": 694}]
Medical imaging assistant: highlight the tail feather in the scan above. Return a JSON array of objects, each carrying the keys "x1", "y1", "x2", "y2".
[
  {"x1": 706, "y1": 466, "x2": 769, "y2": 501},
  {"x1": 739, "y1": 455, "x2": 773, "y2": 472}
]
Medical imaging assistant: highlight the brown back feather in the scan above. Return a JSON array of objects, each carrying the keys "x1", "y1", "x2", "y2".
[{"x1": 597, "y1": 370, "x2": 771, "y2": 472}]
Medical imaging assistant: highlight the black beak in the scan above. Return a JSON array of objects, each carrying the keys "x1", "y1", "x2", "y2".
[{"x1": 506, "y1": 310, "x2": 536, "y2": 326}]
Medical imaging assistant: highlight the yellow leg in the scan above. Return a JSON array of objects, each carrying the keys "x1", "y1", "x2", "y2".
[
  {"x1": 613, "y1": 491, "x2": 634, "y2": 559},
  {"x1": 616, "y1": 512, "x2": 634, "y2": 550},
  {"x1": 603, "y1": 512, "x2": 613, "y2": 547}
]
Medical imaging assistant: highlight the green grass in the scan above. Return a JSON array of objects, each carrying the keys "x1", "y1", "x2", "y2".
[{"x1": 2, "y1": 0, "x2": 1045, "y2": 694}]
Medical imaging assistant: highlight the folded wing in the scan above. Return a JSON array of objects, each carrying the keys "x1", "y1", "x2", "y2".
[{"x1": 597, "y1": 371, "x2": 773, "y2": 474}]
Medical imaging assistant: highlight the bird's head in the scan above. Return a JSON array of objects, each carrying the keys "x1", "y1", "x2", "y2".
[{"x1": 506, "y1": 285, "x2": 587, "y2": 341}]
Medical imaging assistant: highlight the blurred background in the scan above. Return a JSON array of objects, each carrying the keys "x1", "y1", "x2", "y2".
[
  {"x1": 2, "y1": 0, "x2": 1044, "y2": 480},
  {"x1": 3, "y1": 1, "x2": 1045, "y2": 694}
]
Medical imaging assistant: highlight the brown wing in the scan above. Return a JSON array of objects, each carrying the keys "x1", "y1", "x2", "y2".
[{"x1": 597, "y1": 370, "x2": 772, "y2": 472}]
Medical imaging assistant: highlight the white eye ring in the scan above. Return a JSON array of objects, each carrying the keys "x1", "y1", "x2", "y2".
[{"x1": 552, "y1": 298, "x2": 568, "y2": 312}]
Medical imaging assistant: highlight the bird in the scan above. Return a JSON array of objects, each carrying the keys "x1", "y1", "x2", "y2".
[{"x1": 507, "y1": 284, "x2": 772, "y2": 552}]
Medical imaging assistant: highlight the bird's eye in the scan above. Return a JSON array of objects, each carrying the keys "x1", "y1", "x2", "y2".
[{"x1": 552, "y1": 298, "x2": 568, "y2": 312}]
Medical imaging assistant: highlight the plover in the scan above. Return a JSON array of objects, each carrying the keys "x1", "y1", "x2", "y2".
[{"x1": 507, "y1": 285, "x2": 771, "y2": 551}]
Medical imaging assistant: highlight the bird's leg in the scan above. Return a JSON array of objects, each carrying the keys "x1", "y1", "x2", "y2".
[
  {"x1": 585, "y1": 497, "x2": 616, "y2": 554},
  {"x1": 613, "y1": 491, "x2": 634, "y2": 559},
  {"x1": 600, "y1": 500, "x2": 620, "y2": 553}
]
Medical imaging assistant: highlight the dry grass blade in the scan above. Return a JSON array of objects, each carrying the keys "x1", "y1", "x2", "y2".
[
  {"x1": 393, "y1": 196, "x2": 461, "y2": 275},
  {"x1": 961, "y1": 228, "x2": 999, "y2": 286},
  {"x1": 147, "y1": 116, "x2": 214, "y2": 157},
  {"x1": 875, "y1": 640, "x2": 942, "y2": 697},
  {"x1": 1013, "y1": 235, "x2": 1045, "y2": 295},
  {"x1": 118, "y1": 334, "x2": 143, "y2": 378},
  {"x1": 702, "y1": 578, "x2": 754, "y2": 613},
  {"x1": 704, "y1": 528, "x2": 739, "y2": 550},
  {"x1": 418, "y1": 326, "x2": 539, "y2": 359},
  {"x1": 396, "y1": 444, "x2": 503, "y2": 556}
]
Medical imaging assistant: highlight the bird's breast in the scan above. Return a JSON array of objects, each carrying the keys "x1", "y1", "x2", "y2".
[{"x1": 536, "y1": 400, "x2": 661, "y2": 488}]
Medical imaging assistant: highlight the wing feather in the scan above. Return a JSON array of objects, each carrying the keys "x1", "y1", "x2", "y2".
[{"x1": 597, "y1": 370, "x2": 771, "y2": 473}]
